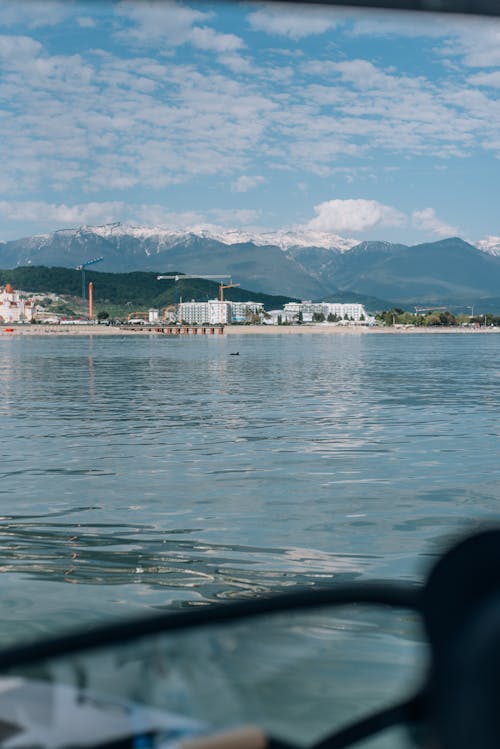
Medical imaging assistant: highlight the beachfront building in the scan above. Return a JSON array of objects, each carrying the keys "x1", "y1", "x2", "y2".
[
  {"x1": 264, "y1": 309, "x2": 297, "y2": 325},
  {"x1": 177, "y1": 300, "x2": 264, "y2": 324},
  {"x1": 0, "y1": 284, "x2": 33, "y2": 323},
  {"x1": 283, "y1": 301, "x2": 372, "y2": 323},
  {"x1": 228, "y1": 301, "x2": 264, "y2": 323},
  {"x1": 178, "y1": 300, "x2": 231, "y2": 325},
  {"x1": 323, "y1": 302, "x2": 370, "y2": 321}
]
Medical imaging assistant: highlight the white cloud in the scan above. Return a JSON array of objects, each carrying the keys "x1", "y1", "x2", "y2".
[
  {"x1": 0, "y1": 201, "x2": 261, "y2": 233},
  {"x1": 115, "y1": 1, "x2": 244, "y2": 53},
  {"x1": 349, "y1": 10, "x2": 452, "y2": 39},
  {"x1": 217, "y1": 53, "x2": 255, "y2": 74},
  {"x1": 129, "y1": 206, "x2": 261, "y2": 229},
  {"x1": 130, "y1": 206, "x2": 205, "y2": 227},
  {"x1": 0, "y1": 201, "x2": 127, "y2": 226},
  {"x1": 76, "y1": 16, "x2": 97, "y2": 29},
  {"x1": 208, "y1": 208, "x2": 261, "y2": 226},
  {"x1": 305, "y1": 199, "x2": 405, "y2": 234},
  {"x1": 301, "y1": 200, "x2": 459, "y2": 240},
  {"x1": 477, "y1": 234, "x2": 500, "y2": 244},
  {"x1": 2, "y1": 25, "x2": 500, "y2": 206},
  {"x1": 300, "y1": 57, "x2": 500, "y2": 160},
  {"x1": 0, "y1": 1, "x2": 69, "y2": 28},
  {"x1": 0, "y1": 39, "x2": 280, "y2": 195},
  {"x1": 247, "y1": 3, "x2": 340, "y2": 39},
  {"x1": 411, "y1": 208, "x2": 458, "y2": 237},
  {"x1": 231, "y1": 175, "x2": 266, "y2": 192},
  {"x1": 189, "y1": 26, "x2": 243, "y2": 53},
  {"x1": 344, "y1": 10, "x2": 500, "y2": 70},
  {"x1": 468, "y1": 71, "x2": 500, "y2": 88},
  {"x1": 441, "y1": 18, "x2": 500, "y2": 68},
  {"x1": 0, "y1": 34, "x2": 42, "y2": 61},
  {"x1": 2, "y1": 4, "x2": 500, "y2": 244},
  {"x1": 115, "y1": 1, "x2": 207, "y2": 42}
]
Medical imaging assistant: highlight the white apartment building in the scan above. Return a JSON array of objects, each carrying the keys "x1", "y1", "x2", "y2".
[
  {"x1": 264, "y1": 309, "x2": 297, "y2": 325},
  {"x1": 228, "y1": 301, "x2": 264, "y2": 322},
  {"x1": 283, "y1": 300, "x2": 371, "y2": 322},
  {"x1": 177, "y1": 300, "x2": 264, "y2": 324},
  {"x1": 323, "y1": 302, "x2": 369, "y2": 321},
  {"x1": 178, "y1": 300, "x2": 231, "y2": 325},
  {"x1": 0, "y1": 284, "x2": 33, "y2": 323}
]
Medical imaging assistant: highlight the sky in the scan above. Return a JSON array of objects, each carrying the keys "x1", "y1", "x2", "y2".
[{"x1": 1, "y1": 0, "x2": 500, "y2": 245}]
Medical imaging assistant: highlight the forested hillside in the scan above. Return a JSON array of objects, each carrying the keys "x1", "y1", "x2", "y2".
[{"x1": 0, "y1": 266, "x2": 297, "y2": 310}]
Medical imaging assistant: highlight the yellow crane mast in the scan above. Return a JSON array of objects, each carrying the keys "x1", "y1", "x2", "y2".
[{"x1": 219, "y1": 283, "x2": 240, "y2": 302}]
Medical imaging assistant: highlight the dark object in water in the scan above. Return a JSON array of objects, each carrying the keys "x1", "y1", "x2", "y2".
[
  {"x1": 0, "y1": 529, "x2": 500, "y2": 749},
  {"x1": 230, "y1": 352, "x2": 239, "y2": 356}
]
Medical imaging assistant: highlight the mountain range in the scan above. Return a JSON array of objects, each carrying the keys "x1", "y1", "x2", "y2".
[{"x1": 1, "y1": 223, "x2": 500, "y2": 310}]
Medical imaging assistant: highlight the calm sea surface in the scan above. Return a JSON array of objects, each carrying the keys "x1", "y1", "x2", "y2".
[{"x1": 0, "y1": 331, "x2": 498, "y2": 743}]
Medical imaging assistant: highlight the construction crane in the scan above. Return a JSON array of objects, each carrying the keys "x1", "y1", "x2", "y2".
[
  {"x1": 157, "y1": 274, "x2": 231, "y2": 282},
  {"x1": 157, "y1": 274, "x2": 233, "y2": 305},
  {"x1": 414, "y1": 305, "x2": 447, "y2": 314},
  {"x1": 157, "y1": 274, "x2": 241, "y2": 300},
  {"x1": 219, "y1": 282, "x2": 240, "y2": 302},
  {"x1": 76, "y1": 257, "x2": 103, "y2": 317}
]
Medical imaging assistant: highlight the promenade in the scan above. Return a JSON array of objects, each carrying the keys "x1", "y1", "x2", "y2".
[{"x1": 1, "y1": 324, "x2": 499, "y2": 336}]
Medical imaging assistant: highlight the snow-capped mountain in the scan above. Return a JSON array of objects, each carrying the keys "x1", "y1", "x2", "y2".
[
  {"x1": 193, "y1": 228, "x2": 357, "y2": 252},
  {"x1": 86, "y1": 222, "x2": 357, "y2": 252},
  {"x1": 3, "y1": 223, "x2": 500, "y2": 304},
  {"x1": 0, "y1": 222, "x2": 339, "y2": 298},
  {"x1": 89, "y1": 222, "x2": 188, "y2": 248},
  {"x1": 475, "y1": 236, "x2": 500, "y2": 257}
]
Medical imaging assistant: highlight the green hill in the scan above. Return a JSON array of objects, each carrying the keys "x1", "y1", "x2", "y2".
[{"x1": 0, "y1": 266, "x2": 297, "y2": 311}]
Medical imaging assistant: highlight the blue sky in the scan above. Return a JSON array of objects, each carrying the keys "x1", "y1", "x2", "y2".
[{"x1": 1, "y1": 0, "x2": 500, "y2": 245}]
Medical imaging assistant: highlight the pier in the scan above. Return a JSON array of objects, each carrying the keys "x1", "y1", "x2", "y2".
[{"x1": 122, "y1": 325, "x2": 225, "y2": 335}]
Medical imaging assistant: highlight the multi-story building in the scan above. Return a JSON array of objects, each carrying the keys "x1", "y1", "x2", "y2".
[
  {"x1": 228, "y1": 301, "x2": 264, "y2": 322},
  {"x1": 283, "y1": 300, "x2": 371, "y2": 323},
  {"x1": 177, "y1": 300, "x2": 264, "y2": 324},
  {"x1": 178, "y1": 300, "x2": 231, "y2": 325},
  {"x1": 0, "y1": 284, "x2": 33, "y2": 323},
  {"x1": 323, "y1": 302, "x2": 369, "y2": 321}
]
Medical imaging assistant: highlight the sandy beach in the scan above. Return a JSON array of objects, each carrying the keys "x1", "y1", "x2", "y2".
[
  {"x1": 1, "y1": 323, "x2": 499, "y2": 336},
  {"x1": 226, "y1": 325, "x2": 500, "y2": 335}
]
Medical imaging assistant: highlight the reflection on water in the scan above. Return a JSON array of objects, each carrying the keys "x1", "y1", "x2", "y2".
[
  {"x1": 0, "y1": 514, "x2": 364, "y2": 596},
  {"x1": 0, "y1": 333, "x2": 498, "y2": 644}
]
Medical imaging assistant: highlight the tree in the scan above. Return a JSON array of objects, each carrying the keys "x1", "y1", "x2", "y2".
[
  {"x1": 439, "y1": 311, "x2": 457, "y2": 326},
  {"x1": 424, "y1": 313, "x2": 441, "y2": 326},
  {"x1": 97, "y1": 310, "x2": 110, "y2": 321},
  {"x1": 377, "y1": 308, "x2": 412, "y2": 326},
  {"x1": 297, "y1": 310, "x2": 303, "y2": 323},
  {"x1": 312, "y1": 312, "x2": 325, "y2": 322}
]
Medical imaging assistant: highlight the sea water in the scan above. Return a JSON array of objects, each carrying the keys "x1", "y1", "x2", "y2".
[
  {"x1": 0, "y1": 331, "x2": 498, "y2": 638},
  {"x1": 0, "y1": 331, "x2": 498, "y2": 744}
]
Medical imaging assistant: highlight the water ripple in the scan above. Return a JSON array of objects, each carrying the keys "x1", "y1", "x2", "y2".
[{"x1": 0, "y1": 333, "x2": 498, "y2": 642}]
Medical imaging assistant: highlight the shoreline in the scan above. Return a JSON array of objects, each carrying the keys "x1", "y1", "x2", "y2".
[
  {"x1": 227, "y1": 325, "x2": 500, "y2": 335},
  {"x1": 1, "y1": 323, "x2": 499, "y2": 336}
]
